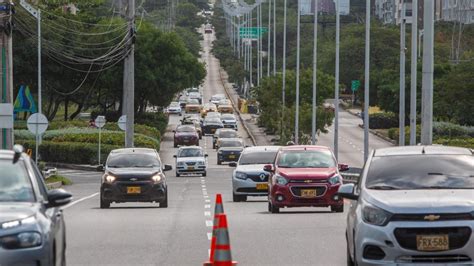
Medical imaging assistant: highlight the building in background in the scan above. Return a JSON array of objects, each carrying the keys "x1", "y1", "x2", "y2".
[
  {"x1": 375, "y1": 0, "x2": 396, "y2": 24},
  {"x1": 442, "y1": 0, "x2": 474, "y2": 24}
]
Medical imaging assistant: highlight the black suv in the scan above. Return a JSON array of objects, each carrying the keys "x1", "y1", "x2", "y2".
[{"x1": 100, "y1": 148, "x2": 172, "y2": 208}]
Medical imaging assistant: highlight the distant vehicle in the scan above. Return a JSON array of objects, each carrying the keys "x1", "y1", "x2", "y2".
[
  {"x1": 205, "y1": 112, "x2": 221, "y2": 120},
  {"x1": 202, "y1": 117, "x2": 224, "y2": 135},
  {"x1": 173, "y1": 125, "x2": 199, "y2": 147},
  {"x1": 100, "y1": 148, "x2": 172, "y2": 208},
  {"x1": 201, "y1": 103, "x2": 218, "y2": 118},
  {"x1": 166, "y1": 101, "x2": 182, "y2": 115},
  {"x1": 181, "y1": 118, "x2": 202, "y2": 139},
  {"x1": 188, "y1": 91, "x2": 203, "y2": 104},
  {"x1": 230, "y1": 146, "x2": 281, "y2": 202},
  {"x1": 213, "y1": 128, "x2": 238, "y2": 149},
  {"x1": 210, "y1": 94, "x2": 226, "y2": 105},
  {"x1": 204, "y1": 24, "x2": 213, "y2": 34},
  {"x1": 179, "y1": 95, "x2": 188, "y2": 109},
  {"x1": 187, "y1": 87, "x2": 200, "y2": 94},
  {"x1": 185, "y1": 103, "x2": 201, "y2": 114},
  {"x1": 220, "y1": 113, "x2": 237, "y2": 130},
  {"x1": 339, "y1": 146, "x2": 474, "y2": 266},
  {"x1": 217, "y1": 138, "x2": 245, "y2": 165},
  {"x1": 217, "y1": 104, "x2": 233, "y2": 114},
  {"x1": 0, "y1": 145, "x2": 72, "y2": 266},
  {"x1": 174, "y1": 146, "x2": 208, "y2": 177},
  {"x1": 217, "y1": 99, "x2": 231, "y2": 106},
  {"x1": 265, "y1": 145, "x2": 347, "y2": 213}
]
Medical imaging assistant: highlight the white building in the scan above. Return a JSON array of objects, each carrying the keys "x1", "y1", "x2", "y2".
[
  {"x1": 375, "y1": 0, "x2": 396, "y2": 24},
  {"x1": 442, "y1": 0, "x2": 474, "y2": 24}
]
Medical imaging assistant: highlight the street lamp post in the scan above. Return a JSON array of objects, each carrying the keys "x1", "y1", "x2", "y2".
[
  {"x1": 399, "y1": 1, "x2": 406, "y2": 146},
  {"x1": 295, "y1": 0, "x2": 301, "y2": 144},
  {"x1": 410, "y1": 0, "x2": 418, "y2": 145},
  {"x1": 334, "y1": 0, "x2": 340, "y2": 159},
  {"x1": 311, "y1": 0, "x2": 319, "y2": 145}
]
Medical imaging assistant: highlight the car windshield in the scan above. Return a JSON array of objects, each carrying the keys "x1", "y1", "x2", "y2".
[
  {"x1": 177, "y1": 126, "x2": 196, "y2": 132},
  {"x1": 0, "y1": 160, "x2": 35, "y2": 202},
  {"x1": 107, "y1": 154, "x2": 161, "y2": 168},
  {"x1": 277, "y1": 150, "x2": 336, "y2": 168},
  {"x1": 178, "y1": 149, "x2": 204, "y2": 157},
  {"x1": 220, "y1": 140, "x2": 243, "y2": 147},
  {"x1": 221, "y1": 114, "x2": 235, "y2": 120},
  {"x1": 188, "y1": 99, "x2": 199, "y2": 104},
  {"x1": 219, "y1": 131, "x2": 237, "y2": 138},
  {"x1": 205, "y1": 118, "x2": 221, "y2": 123},
  {"x1": 366, "y1": 155, "x2": 474, "y2": 190},
  {"x1": 240, "y1": 151, "x2": 277, "y2": 165},
  {"x1": 179, "y1": 96, "x2": 187, "y2": 102},
  {"x1": 169, "y1": 102, "x2": 180, "y2": 107},
  {"x1": 211, "y1": 95, "x2": 225, "y2": 101}
]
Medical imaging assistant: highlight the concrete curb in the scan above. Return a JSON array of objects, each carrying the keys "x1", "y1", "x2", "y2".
[
  {"x1": 47, "y1": 181, "x2": 62, "y2": 189},
  {"x1": 47, "y1": 162, "x2": 99, "y2": 172},
  {"x1": 217, "y1": 63, "x2": 257, "y2": 146}
]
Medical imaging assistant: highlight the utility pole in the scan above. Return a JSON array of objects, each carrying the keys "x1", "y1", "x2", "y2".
[
  {"x1": 399, "y1": 1, "x2": 406, "y2": 146},
  {"x1": 364, "y1": 0, "x2": 371, "y2": 162},
  {"x1": 311, "y1": 0, "x2": 318, "y2": 145},
  {"x1": 295, "y1": 0, "x2": 301, "y2": 144},
  {"x1": 256, "y1": 4, "x2": 260, "y2": 86},
  {"x1": 334, "y1": 0, "x2": 340, "y2": 160},
  {"x1": 123, "y1": 0, "x2": 135, "y2": 147},
  {"x1": 409, "y1": 0, "x2": 418, "y2": 145},
  {"x1": 281, "y1": 0, "x2": 287, "y2": 140},
  {"x1": 267, "y1": 0, "x2": 271, "y2": 76},
  {"x1": 421, "y1": 0, "x2": 434, "y2": 145},
  {"x1": 272, "y1": 0, "x2": 276, "y2": 75}
]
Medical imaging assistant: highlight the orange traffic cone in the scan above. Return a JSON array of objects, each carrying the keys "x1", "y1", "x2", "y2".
[
  {"x1": 210, "y1": 194, "x2": 225, "y2": 262},
  {"x1": 212, "y1": 214, "x2": 237, "y2": 266}
]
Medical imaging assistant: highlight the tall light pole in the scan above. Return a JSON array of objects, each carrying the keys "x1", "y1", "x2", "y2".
[
  {"x1": 295, "y1": 0, "x2": 301, "y2": 144},
  {"x1": 364, "y1": 0, "x2": 371, "y2": 162},
  {"x1": 272, "y1": 0, "x2": 276, "y2": 75},
  {"x1": 282, "y1": 0, "x2": 287, "y2": 140},
  {"x1": 334, "y1": 0, "x2": 340, "y2": 160},
  {"x1": 410, "y1": 0, "x2": 418, "y2": 145},
  {"x1": 123, "y1": 0, "x2": 135, "y2": 148},
  {"x1": 257, "y1": 4, "x2": 260, "y2": 86},
  {"x1": 421, "y1": 0, "x2": 434, "y2": 145},
  {"x1": 311, "y1": 0, "x2": 319, "y2": 145},
  {"x1": 267, "y1": 0, "x2": 271, "y2": 76},
  {"x1": 399, "y1": 1, "x2": 406, "y2": 146}
]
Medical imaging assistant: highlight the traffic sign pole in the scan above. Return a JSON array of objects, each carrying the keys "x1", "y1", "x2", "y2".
[
  {"x1": 95, "y1": 116, "x2": 106, "y2": 165},
  {"x1": 27, "y1": 113, "x2": 48, "y2": 164}
]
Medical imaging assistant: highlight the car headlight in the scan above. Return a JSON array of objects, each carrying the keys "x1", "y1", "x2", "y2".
[
  {"x1": 177, "y1": 161, "x2": 185, "y2": 166},
  {"x1": 0, "y1": 232, "x2": 42, "y2": 249},
  {"x1": 197, "y1": 161, "x2": 205, "y2": 165},
  {"x1": 362, "y1": 201, "x2": 392, "y2": 226},
  {"x1": 234, "y1": 171, "x2": 247, "y2": 180},
  {"x1": 104, "y1": 174, "x2": 116, "y2": 183},
  {"x1": 275, "y1": 174, "x2": 288, "y2": 185},
  {"x1": 328, "y1": 175, "x2": 342, "y2": 185},
  {"x1": 152, "y1": 174, "x2": 162, "y2": 183}
]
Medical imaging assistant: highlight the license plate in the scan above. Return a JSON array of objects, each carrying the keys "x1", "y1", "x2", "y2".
[
  {"x1": 229, "y1": 155, "x2": 236, "y2": 159},
  {"x1": 300, "y1": 189, "x2": 317, "y2": 198},
  {"x1": 256, "y1": 183, "x2": 268, "y2": 190},
  {"x1": 211, "y1": 129, "x2": 216, "y2": 133},
  {"x1": 127, "y1": 186, "x2": 141, "y2": 194},
  {"x1": 187, "y1": 166, "x2": 194, "y2": 170},
  {"x1": 416, "y1": 235, "x2": 449, "y2": 251}
]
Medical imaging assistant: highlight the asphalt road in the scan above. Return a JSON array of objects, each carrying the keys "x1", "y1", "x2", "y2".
[{"x1": 62, "y1": 27, "x2": 391, "y2": 266}]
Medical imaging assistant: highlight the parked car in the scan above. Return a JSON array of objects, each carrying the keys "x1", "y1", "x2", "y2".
[
  {"x1": 230, "y1": 146, "x2": 281, "y2": 202},
  {"x1": 220, "y1": 113, "x2": 238, "y2": 130},
  {"x1": 201, "y1": 103, "x2": 218, "y2": 118},
  {"x1": 265, "y1": 145, "x2": 347, "y2": 213},
  {"x1": 174, "y1": 146, "x2": 208, "y2": 177},
  {"x1": 339, "y1": 145, "x2": 474, "y2": 266},
  {"x1": 100, "y1": 148, "x2": 172, "y2": 208},
  {"x1": 218, "y1": 104, "x2": 233, "y2": 114},
  {"x1": 210, "y1": 94, "x2": 226, "y2": 105},
  {"x1": 217, "y1": 138, "x2": 245, "y2": 165},
  {"x1": 0, "y1": 145, "x2": 72, "y2": 266},
  {"x1": 213, "y1": 128, "x2": 239, "y2": 149},
  {"x1": 173, "y1": 125, "x2": 199, "y2": 147},
  {"x1": 166, "y1": 101, "x2": 182, "y2": 115},
  {"x1": 202, "y1": 117, "x2": 224, "y2": 135}
]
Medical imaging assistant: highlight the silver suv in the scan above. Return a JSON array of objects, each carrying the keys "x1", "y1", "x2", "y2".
[
  {"x1": 339, "y1": 146, "x2": 474, "y2": 265},
  {"x1": 230, "y1": 146, "x2": 281, "y2": 202}
]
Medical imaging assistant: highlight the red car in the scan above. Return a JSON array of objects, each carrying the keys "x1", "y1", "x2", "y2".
[
  {"x1": 173, "y1": 125, "x2": 199, "y2": 148},
  {"x1": 264, "y1": 145, "x2": 348, "y2": 213}
]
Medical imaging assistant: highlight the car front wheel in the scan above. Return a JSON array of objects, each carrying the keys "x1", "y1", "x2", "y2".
[
  {"x1": 100, "y1": 195, "x2": 110, "y2": 209},
  {"x1": 331, "y1": 204, "x2": 344, "y2": 213},
  {"x1": 233, "y1": 193, "x2": 246, "y2": 202},
  {"x1": 268, "y1": 201, "x2": 279, "y2": 213}
]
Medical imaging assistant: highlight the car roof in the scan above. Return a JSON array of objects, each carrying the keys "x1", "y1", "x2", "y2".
[
  {"x1": 220, "y1": 138, "x2": 243, "y2": 142},
  {"x1": 110, "y1": 148, "x2": 158, "y2": 155},
  {"x1": 243, "y1": 146, "x2": 281, "y2": 153},
  {"x1": 178, "y1": 146, "x2": 203, "y2": 150},
  {"x1": 374, "y1": 145, "x2": 473, "y2": 157},
  {"x1": 280, "y1": 145, "x2": 331, "y2": 151}
]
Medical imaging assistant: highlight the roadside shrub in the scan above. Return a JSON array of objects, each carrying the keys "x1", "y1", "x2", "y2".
[
  {"x1": 50, "y1": 132, "x2": 160, "y2": 150},
  {"x1": 433, "y1": 122, "x2": 474, "y2": 138},
  {"x1": 435, "y1": 138, "x2": 474, "y2": 149},
  {"x1": 136, "y1": 112, "x2": 169, "y2": 134},
  {"x1": 368, "y1": 112, "x2": 398, "y2": 129}
]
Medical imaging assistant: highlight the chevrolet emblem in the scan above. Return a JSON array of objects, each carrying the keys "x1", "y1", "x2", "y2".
[
  {"x1": 304, "y1": 180, "x2": 312, "y2": 183},
  {"x1": 424, "y1": 214, "x2": 441, "y2": 221}
]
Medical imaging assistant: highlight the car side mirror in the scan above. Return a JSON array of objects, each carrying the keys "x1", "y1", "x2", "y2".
[
  {"x1": 173, "y1": 155, "x2": 177, "y2": 158},
  {"x1": 338, "y1": 163, "x2": 349, "y2": 172},
  {"x1": 163, "y1": 164, "x2": 173, "y2": 171},
  {"x1": 263, "y1": 164, "x2": 274, "y2": 172},
  {"x1": 337, "y1": 184, "x2": 359, "y2": 200},
  {"x1": 205, "y1": 154, "x2": 209, "y2": 157},
  {"x1": 47, "y1": 189, "x2": 72, "y2": 208},
  {"x1": 172, "y1": 130, "x2": 176, "y2": 133},
  {"x1": 229, "y1": 162, "x2": 237, "y2": 167},
  {"x1": 97, "y1": 164, "x2": 105, "y2": 172}
]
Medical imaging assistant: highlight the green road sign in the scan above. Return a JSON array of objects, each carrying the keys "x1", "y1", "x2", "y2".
[
  {"x1": 239, "y1": 27, "x2": 268, "y2": 38},
  {"x1": 351, "y1": 80, "x2": 360, "y2": 92}
]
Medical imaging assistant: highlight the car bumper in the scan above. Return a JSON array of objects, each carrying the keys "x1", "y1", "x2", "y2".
[
  {"x1": 176, "y1": 165, "x2": 206, "y2": 174},
  {"x1": 223, "y1": 124, "x2": 237, "y2": 130},
  {"x1": 354, "y1": 220, "x2": 474, "y2": 266},
  {"x1": 0, "y1": 244, "x2": 50, "y2": 266},
  {"x1": 218, "y1": 153, "x2": 241, "y2": 162},
  {"x1": 203, "y1": 127, "x2": 222, "y2": 135},
  {"x1": 167, "y1": 109, "x2": 181, "y2": 114},
  {"x1": 101, "y1": 182, "x2": 167, "y2": 202},
  {"x1": 232, "y1": 178, "x2": 268, "y2": 196},
  {"x1": 270, "y1": 183, "x2": 342, "y2": 208},
  {"x1": 174, "y1": 138, "x2": 199, "y2": 146}
]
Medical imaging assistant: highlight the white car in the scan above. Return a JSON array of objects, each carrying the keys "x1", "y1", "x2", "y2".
[
  {"x1": 166, "y1": 101, "x2": 182, "y2": 115},
  {"x1": 339, "y1": 146, "x2": 474, "y2": 266},
  {"x1": 220, "y1": 113, "x2": 237, "y2": 130},
  {"x1": 174, "y1": 146, "x2": 208, "y2": 177},
  {"x1": 210, "y1": 94, "x2": 226, "y2": 105}
]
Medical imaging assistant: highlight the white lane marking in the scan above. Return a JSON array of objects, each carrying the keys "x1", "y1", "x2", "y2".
[
  {"x1": 205, "y1": 220, "x2": 213, "y2": 227},
  {"x1": 62, "y1": 192, "x2": 99, "y2": 210},
  {"x1": 205, "y1": 204, "x2": 211, "y2": 209},
  {"x1": 207, "y1": 232, "x2": 212, "y2": 240},
  {"x1": 205, "y1": 199, "x2": 211, "y2": 203},
  {"x1": 203, "y1": 195, "x2": 209, "y2": 198},
  {"x1": 202, "y1": 185, "x2": 206, "y2": 188},
  {"x1": 204, "y1": 211, "x2": 211, "y2": 216}
]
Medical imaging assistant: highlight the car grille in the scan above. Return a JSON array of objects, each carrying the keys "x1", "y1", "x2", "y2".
[
  {"x1": 289, "y1": 179, "x2": 327, "y2": 184},
  {"x1": 247, "y1": 173, "x2": 269, "y2": 182},
  {"x1": 290, "y1": 186, "x2": 327, "y2": 197},
  {"x1": 394, "y1": 227, "x2": 472, "y2": 251},
  {"x1": 391, "y1": 213, "x2": 474, "y2": 222},
  {"x1": 397, "y1": 255, "x2": 471, "y2": 263},
  {"x1": 186, "y1": 162, "x2": 197, "y2": 166}
]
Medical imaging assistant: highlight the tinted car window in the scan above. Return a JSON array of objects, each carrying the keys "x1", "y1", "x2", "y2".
[
  {"x1": 219, "y1": 131, "x2": 237, "y2": 138},
  {"x1": 178, "y1": 149, "x2": 204, "y2": 157},
  {"x1": 220, "y1": 140, "x2": 243, "y2": 147},
  {"x1": 107, "y1": 154, "x2": 161, "y2": 168},
  {"x1": 0, "y1": 159, "x2": 35, "y2": 202},
  {"x1": 239, "y1": 151, "x2": 277, "y2": 165},
  {"x1": 277, "y1": 150, "x2": 336, "y2": 168},
  {"x1": 177, "y1": 126, "x2": 196, "y2": 132},
  {"x1": 366, "y1": 155, "x2": 474, "y2": 190}
]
